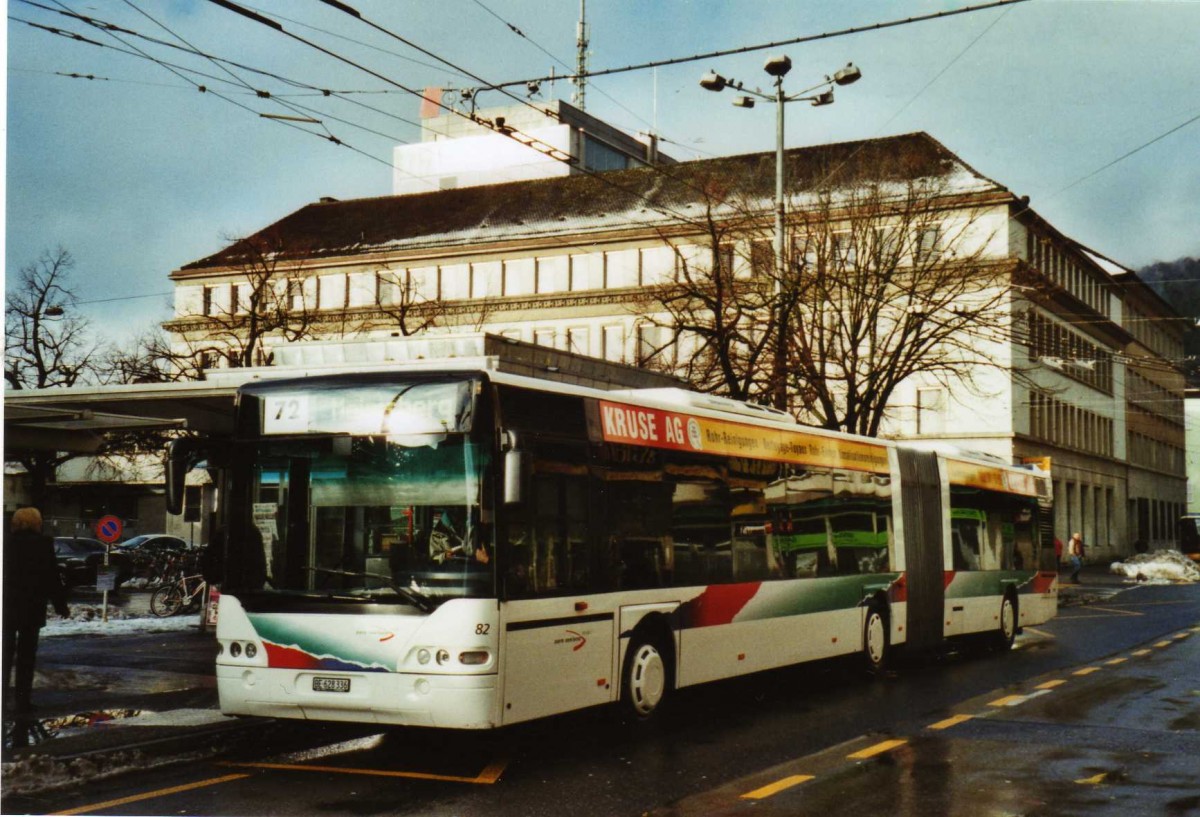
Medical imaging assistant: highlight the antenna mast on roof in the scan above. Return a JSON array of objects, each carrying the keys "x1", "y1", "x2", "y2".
[{"x1": 573, "y1": 0, "x2": 589, "y2": 110}]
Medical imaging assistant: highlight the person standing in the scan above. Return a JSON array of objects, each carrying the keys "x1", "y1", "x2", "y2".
[
  {"x1": 3, "y1": 507, "x2": 70, "y2": 713},
  {"x1": 1066, "y1": 531, "x2": 1085, "y2": 584}
]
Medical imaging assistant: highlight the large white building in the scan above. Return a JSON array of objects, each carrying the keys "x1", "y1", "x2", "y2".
[{"x1": 165, "y1": 131, "x2": 1188, "y2": 559}]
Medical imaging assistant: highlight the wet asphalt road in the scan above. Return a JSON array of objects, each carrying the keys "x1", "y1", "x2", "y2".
[{"x1": 13, "y1": 581, "x2": 1200, "y2": 817}]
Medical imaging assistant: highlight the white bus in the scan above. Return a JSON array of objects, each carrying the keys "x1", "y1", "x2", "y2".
[{"x1": 171, "y1": 336, "x2": 1056, "y2": 729}]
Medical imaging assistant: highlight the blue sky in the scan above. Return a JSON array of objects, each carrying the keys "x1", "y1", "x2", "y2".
[{"x1": 5, "y1": 0, "x2": 1200, "y2": 345}]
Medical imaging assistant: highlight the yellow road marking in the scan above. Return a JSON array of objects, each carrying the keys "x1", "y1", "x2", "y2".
[
  {"x1": 928, "y1": 714, "x2": 973, "y2": 730},
  {"x1": 848, "y1": 739, "x2": 907, "y2": 760},
  {"x1": 221, "y1": 760, "x2": 507, "y2": 785},
  {"x1": 1073, "y1": 667, "x2": 1101, "y2": 676},
  {"x1": 1075, "y1": 772, "x2": 1109, "y2": 785},
  {"x1": 1131, "y1": 649, "x2": 1152, "y2": 656},
  {"x1": 988, "y1": 694, "x2": 1026, "y2": 707},
  {"x1": 1173, "y1": 632, "x2": 1190, "y2": 640},
  {"x1": 1023, "y1": 627, "x2": 1055, "y2": 639},
  {"x1": 740, "y1": 774, "x2": 815, "y2": 800},
  {"x1": 52, "y1": 773, "x2": 250, "y2": 816},
  {"x1": 1105, "y1": 657, "x2": 1127, "y2": 666},
  {"x1": 1036, "y1": 679, "x2": 1066, "y2": 690},
  {"x1": 1154, "y1": 641, "x2": 1172, "y2": 648}
]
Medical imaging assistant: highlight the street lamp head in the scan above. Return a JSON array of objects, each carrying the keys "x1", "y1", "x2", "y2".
[
  {"x1": 832, "y1": 63, "x2": 862, "y2": 86},
  {"x1": 42, "y1": 305, "x2": 65, "y2": 318},
  {"x1": 811, "y1": 89, "x2": 835, "y2": 107},
  {"x1": 763, "y1": 54, "x2": 792, "y2": 78},
  {"x1": 732, "y1": 95, "x2": 755, "y2": 109},
  {"x1": 699, "y1": 71, "x2": 727, "y2": 92}
]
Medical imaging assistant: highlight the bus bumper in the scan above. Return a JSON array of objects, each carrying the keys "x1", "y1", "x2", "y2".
[{"x1": 216, "y1": 665, "x2": 499, "y2": 729}]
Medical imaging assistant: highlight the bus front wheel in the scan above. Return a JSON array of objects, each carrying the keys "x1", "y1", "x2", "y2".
[
  {"x1": 621, "y1": 637, "x2": 668, "y2": 719},
  {"x1": 863, "y1": 602, "x2": 889, "y2": 676}
]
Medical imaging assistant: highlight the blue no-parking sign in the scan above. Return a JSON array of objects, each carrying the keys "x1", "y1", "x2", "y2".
[{"x1": 95, "y1": 514, "x2": 123, "y2": 544}]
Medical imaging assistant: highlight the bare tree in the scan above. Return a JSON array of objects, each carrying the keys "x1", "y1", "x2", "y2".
[
  {"x1": 640, "y1": 161, "x2": 1019, "y2": 437},
  {"x1": 643, "y1": 185, "x2": 774, "y2": 401},
  {"x1": 102, "y1": 327, "x2": 204, "y2": 384},
  {"x1": 4, "y1": 247, "x2": 104, "y2": 500},
  {"x1": 360, "y1": 263, "x2": 444, "y2": 337},
  {"x1": 174, "y1": 231, "x2": 319, "y2": 371},
  {"x1": 5, "y1": 247, "x2": 100, "y2": 390},
  {"x1": 782, "y1": 171, "x2": 1013, "y2": 436}
]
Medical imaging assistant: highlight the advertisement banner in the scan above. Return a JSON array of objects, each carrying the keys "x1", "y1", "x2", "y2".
[{"x1": 590, "y1": 399, "x2": 890, "y2": 473}]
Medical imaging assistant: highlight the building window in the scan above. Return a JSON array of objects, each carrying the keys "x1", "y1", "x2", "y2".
[
  {"x1": 504, "y1": 258, "x2": 536, "y2": 297},
  {"x1": 602, "y1": 325, "x2": 624, "y2": 363},
  {"x1": 472, "y1": 261, "x2": 502, "y2": 299},
  {"x1": 377, "y1": 270, "x2": 404, "y2": 306},
  {"x1": 637, "y1": 324, "x2": 670, "y2": 366},
  {"x1": 916, "y1": 388, "x2": 947, "y2": 434},
  {"x1": 570, "y1": 253, "x2": 604, "y2": 291},
  {"x1": 442, "y1": 264, "x2": 470, "y2": 300},
  {"x1": 534, "y1": 329, "x2": 556, "y2": 348},
  {"x1": 286, "y1": 279, "x2": 304, "y2": 312},
  {"x1": 914, "y1": 227, "x2": 940, "y2": 265},
  {"x1": 235, "y1": 283, "x2": 251, "y2": 315},
  {"x1": 605, "y1": 250, "x2": 640, "y2": 289},
  {"x1": 567, "y1": 327, "x2": 590, "y2": 356},
  {"x1": 535, "y1": 256, "x2": 569, "y2": 294}
]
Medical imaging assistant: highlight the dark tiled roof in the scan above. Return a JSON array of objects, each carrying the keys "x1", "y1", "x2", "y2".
[{"x1": 181, "y1": 132, "x2": 1001, "y2": 271}]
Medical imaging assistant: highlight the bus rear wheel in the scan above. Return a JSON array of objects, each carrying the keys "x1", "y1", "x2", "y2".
[
  {"x1": 993, "y1": 593, "x2": 1017, "y2": 651},
  {"x1": 622, "y1": 637, "x2": 668, "y2": 719},
  {"x1": 863, "y1": 602, "x2": 889, "y2": 676}
]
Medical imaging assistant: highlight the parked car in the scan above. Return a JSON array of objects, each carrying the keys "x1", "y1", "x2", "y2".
[
  {"x1": 53, "y1": 536, "x2": 133, "y2": 588},
  {"x1": 116, "y1": 534, "x2": 196, "y2": 583},
  {"x1": 116, "y1": 533, "x2": 190, "y2": 554}
]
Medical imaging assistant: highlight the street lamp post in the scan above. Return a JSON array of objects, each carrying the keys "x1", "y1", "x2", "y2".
[{"x1": 700, "y1": 57, "x2": 862, "y2": 410}]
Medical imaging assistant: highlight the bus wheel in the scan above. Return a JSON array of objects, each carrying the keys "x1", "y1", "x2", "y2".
[
  {"x1": 622, "y1": 637, "x2": 668, "y2": 719},
  {"x1": 863, "y1": 602, "x2": 889, "y2": 676},
  {"x1": 993, "y1": 593, "x2": 1018, "y2": 651}
]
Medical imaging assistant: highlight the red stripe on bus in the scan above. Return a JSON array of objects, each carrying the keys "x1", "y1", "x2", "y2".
[{"x1": 680, "y1": 582, "x2": 762, "y2": 628}]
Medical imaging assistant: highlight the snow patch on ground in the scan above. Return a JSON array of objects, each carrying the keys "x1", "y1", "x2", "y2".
[
  {"x1": 1109, "y1": 549, "x2": 1200, "y2": 583},
  {"x1": 42, "y1": 605, "x2": 200, "y2": 638}
]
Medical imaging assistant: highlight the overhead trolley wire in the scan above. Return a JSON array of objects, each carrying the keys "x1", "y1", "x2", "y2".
[{"x1": 487, "y1": 0, "x2": 1031, "y2": 90}]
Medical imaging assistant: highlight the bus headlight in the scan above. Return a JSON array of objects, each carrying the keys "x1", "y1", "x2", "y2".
[
  {"x1": 245, "y1": 642, "x2": 257, "y2": 659},
  {"x1": 417, "y1": 648, "x2": 432, "y2": 665},
  {"x1": 436, "y1": 649, "x2": 450, "y2": 666},
  {"x1": 230, "y1": 642, "x2": 242, "y2": 658}
]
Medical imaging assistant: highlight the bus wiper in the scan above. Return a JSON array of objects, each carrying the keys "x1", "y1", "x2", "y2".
[{"x1": 302, "y1": 567, "x2": 435, "y2": 612}]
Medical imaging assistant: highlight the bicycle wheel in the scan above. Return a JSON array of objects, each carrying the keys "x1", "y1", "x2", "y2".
[{"x1": 150, "y1": 584, "x2": 185, "y2": 617}]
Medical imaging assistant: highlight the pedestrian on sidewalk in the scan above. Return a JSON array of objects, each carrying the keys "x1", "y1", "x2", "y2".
[
  {"x1": 1066, "y1": 531, "x2": 1085, "y2": 584},
  {"x1": 3, "y1": 507, "x2": 70, "y2": 714}
]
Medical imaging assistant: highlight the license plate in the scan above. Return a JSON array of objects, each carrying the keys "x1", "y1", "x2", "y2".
[{"x1": 312, "y1": 676, "x2": 351, "y2": 693}]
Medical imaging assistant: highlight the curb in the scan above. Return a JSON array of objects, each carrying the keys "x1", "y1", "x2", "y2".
[{"x1": 2, "y1": 714, "x2": 268, "y2": 798}]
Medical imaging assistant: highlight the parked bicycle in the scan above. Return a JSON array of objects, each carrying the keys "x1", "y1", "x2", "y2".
[{"x1": 150, "y1": 572, "x2": 208, "y2": 617}]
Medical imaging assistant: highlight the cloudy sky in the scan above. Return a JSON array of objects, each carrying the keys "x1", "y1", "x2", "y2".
[{"x1": 5, "y1": 0, "x2": 1199, "y2": 345}]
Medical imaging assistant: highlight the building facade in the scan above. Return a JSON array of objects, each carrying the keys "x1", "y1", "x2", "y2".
[{"x1": 165, "y1": 132, "x2": 1188, "y2": 557}]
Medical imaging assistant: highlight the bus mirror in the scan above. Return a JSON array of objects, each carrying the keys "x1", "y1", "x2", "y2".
[
  {"x1": 504, "y1": 448, "x2": 529, "y2": 505},
  {"x1": 166, "y1": 438, "x2": 207, "y2": 516}
]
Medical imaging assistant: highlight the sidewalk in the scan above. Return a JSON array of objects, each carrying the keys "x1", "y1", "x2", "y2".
[{"x1": 1, "y1": 590, "x2": 265, "y2": 798}]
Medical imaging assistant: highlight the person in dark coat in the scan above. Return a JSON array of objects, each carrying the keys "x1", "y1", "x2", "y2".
[{"x1": 3, "y1": 507, "x2": 70, "y2": 713}]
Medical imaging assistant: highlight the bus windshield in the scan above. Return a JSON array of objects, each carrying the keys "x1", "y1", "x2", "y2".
[{"x1": 246, "y1": 433, "x2": 493, "y2": 607}]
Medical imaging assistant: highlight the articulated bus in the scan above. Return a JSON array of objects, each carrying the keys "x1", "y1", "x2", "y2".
[{"x1": 174, "y1": 338, "x2": 1056, "y2": 729}]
